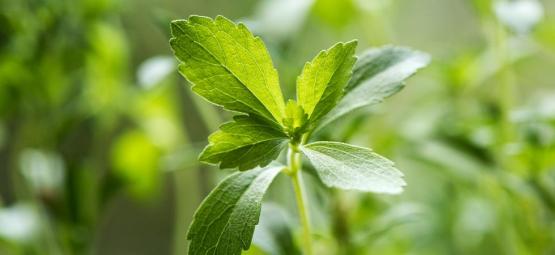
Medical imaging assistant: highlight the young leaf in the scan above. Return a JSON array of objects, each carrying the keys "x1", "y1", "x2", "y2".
[
  {"x1": 187, "y1": 164, "x2": 283, "y2": 255},
  {"x1": 170, "y1": 16, "x2": 286, "y2": 124},
  {"x1": 282, "y1": 100, "x2": 308, "y2": 141},
  {"x1": 297, "y1": 41, "x2": 357, "y2": 128},
  {"x1": 300, "y1": 141, "x2": 405, "y2": 194},
  {"x1": 317, "y1": 46, "x2": 430, "y2": 130},
  {"x1": 199, "y1": 115, "x2": 288, "y2": 170}
]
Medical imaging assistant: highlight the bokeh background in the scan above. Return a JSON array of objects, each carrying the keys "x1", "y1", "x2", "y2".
[{"x1": 1, "y1": 0, "x2": 555, "y2": 254}]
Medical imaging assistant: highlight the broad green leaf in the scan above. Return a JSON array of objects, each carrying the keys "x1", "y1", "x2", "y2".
[
  {"x1": 170, "y1": 16, "x2": 286, "y2": 125},
  {"x1": 300, "y1": 141, "x2": 405, "y2": 194},
  {"x1": 317, "y1": 46, "x2": 430, "y2": 130},
  {"x1": 297, "y1": 41, "x2": 357, "y2": 128},
  {"x1": 187, "y1": 164, "x2": 283, "y2": 255},
  {"x1": 199, "y1": 115, "x2": 288, "y2": 170}
]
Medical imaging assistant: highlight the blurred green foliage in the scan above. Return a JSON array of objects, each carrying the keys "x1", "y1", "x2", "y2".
[{"x1": 0, "y1": 0, "x2": 554, "y2": 254}]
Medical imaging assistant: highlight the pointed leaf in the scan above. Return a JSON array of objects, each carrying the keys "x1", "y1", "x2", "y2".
[
  {"x1": 200, "y1": 115, "x2": 288, "y2": 170},
  {"x1": 187, "y1": 164, "x2": 283, "y2": 255},
  {"x1": 301, "y1": 141, "x2": 405, "y2": 194},
  {"x1": 170, "y1": 16, "x2": 286, "y2": 124},
  {"x1": 297, "y1": 41, "x2": 357, "y2": 128},
  {"x1": 318, "y1": 46, "x2": 430, "y2": 129}
]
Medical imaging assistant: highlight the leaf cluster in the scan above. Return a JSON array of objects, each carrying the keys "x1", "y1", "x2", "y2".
[{"x1": 169, "y1": 15, "x2": 429, "y2": 254}]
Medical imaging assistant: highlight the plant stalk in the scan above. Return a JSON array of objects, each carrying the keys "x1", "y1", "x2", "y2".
[
  {"x1": 287, "y1": 145, "x2": 313, "y2": 255},
  {"x1": 493, "y1": 17, "x2": 517, "y2": 170},
  {"x1": 495, "y1": 20, "x2": 513, "y2": 144}
]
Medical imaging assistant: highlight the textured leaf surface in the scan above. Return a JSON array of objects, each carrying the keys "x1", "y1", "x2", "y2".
[
  {"x1": 301, "y1": 141, "x2": 405, "y2": 194},
  {"x1": 170, "y1": 16, "x2": 285, "y2": 124},
  {"x1": 199, "y1": 115, "x2": 288, "y2": 170},
  {"x1": 296, "y1": 41, "x2": 357, "y2": 128},
  {"x1": 187, "y1": 165, "x2": 283, "y2": 255},
  {"x1": 318, "y1": 46, "x2": 430, "y2": 129}
]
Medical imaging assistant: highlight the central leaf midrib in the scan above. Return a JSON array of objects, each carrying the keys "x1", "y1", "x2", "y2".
[
  {"x1": 308, "y1": 45, "x2": 353, "y2": 122},
  {"x1": 179, "y1": 31, "x2": 278, "y2": 125},
  {"x1": 216, "y1": 26, "x2": 284, "y2": 120},
  {"x1": 206, "y1": 137, "x2": 287, "y2": 159},
  {"x1": 314, "y1": 50, "x2": 351, "y2": 105},
  {"x1": 306, "y1": 144, "x2": 401, "y2": 185},
  {"x1": 195, "y1": 173, "x2": 257, "y2": 252},
  {"x1": 233, "y1": 140, "x2": 286, "y2": 166},
  {"x1": 183, "y1": 21, "x2": 284, "y2": 125},
  {"x1": 346, "y1": 49, "x2": 409, "y2": 92},
  {"x1": 209, "y1": 168, "x2": 277, "y2": 252}
]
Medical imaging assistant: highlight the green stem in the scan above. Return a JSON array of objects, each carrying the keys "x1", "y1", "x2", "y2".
[
  {"x1": 287, "y1": 144, "x2": 313, "y2": 255},
  {"x1": 493, "y1": 18, "x2": 516, "y2": 170},
  {"x1": 495, "y1": 21, "x2": 512, "y2": 144}
]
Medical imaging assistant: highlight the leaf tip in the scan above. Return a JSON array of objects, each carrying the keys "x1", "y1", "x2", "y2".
[
  {"x1": 188, "y1": 15, "x2": 213, "y2": 24},
  {"x1": 344, "y1": 39, "x2": 358, "y2": 48},
  {"x1": 169, "y1": 19, "x2": 188, "y2": 37}
]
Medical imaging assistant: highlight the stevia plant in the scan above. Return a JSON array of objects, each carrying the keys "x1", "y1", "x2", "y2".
[{"x1": 169, "y1": 15, "x2": 430, "y2": 255}]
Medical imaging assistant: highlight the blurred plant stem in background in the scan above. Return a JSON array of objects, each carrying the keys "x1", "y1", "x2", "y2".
[
  {"x1": 171, "y1": 76, "x2": 220, "y2": 254},
  {"x1": 493, "y1": 13, "x2": 517, "y2": 170}
]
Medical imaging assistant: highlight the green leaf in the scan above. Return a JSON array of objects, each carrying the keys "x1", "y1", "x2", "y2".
[
  {"x1": 317, "y1": 46, "x2": 430, "y2": 130},
  {"x1": 199, "y1": 115, "x2": 288, "y2": 170},
  {"x1": 296, "y1": 41, "x2": 357, "y2": 128},
  {"x1": 170, "y1": 16, "x2": 286, "y2": 125},
  {"x1": 300, "y1": 141, "x2": 405, "y2": 194},
  {"x1": 187, "y1": 164, "x2": 283, "y2": 255}
]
